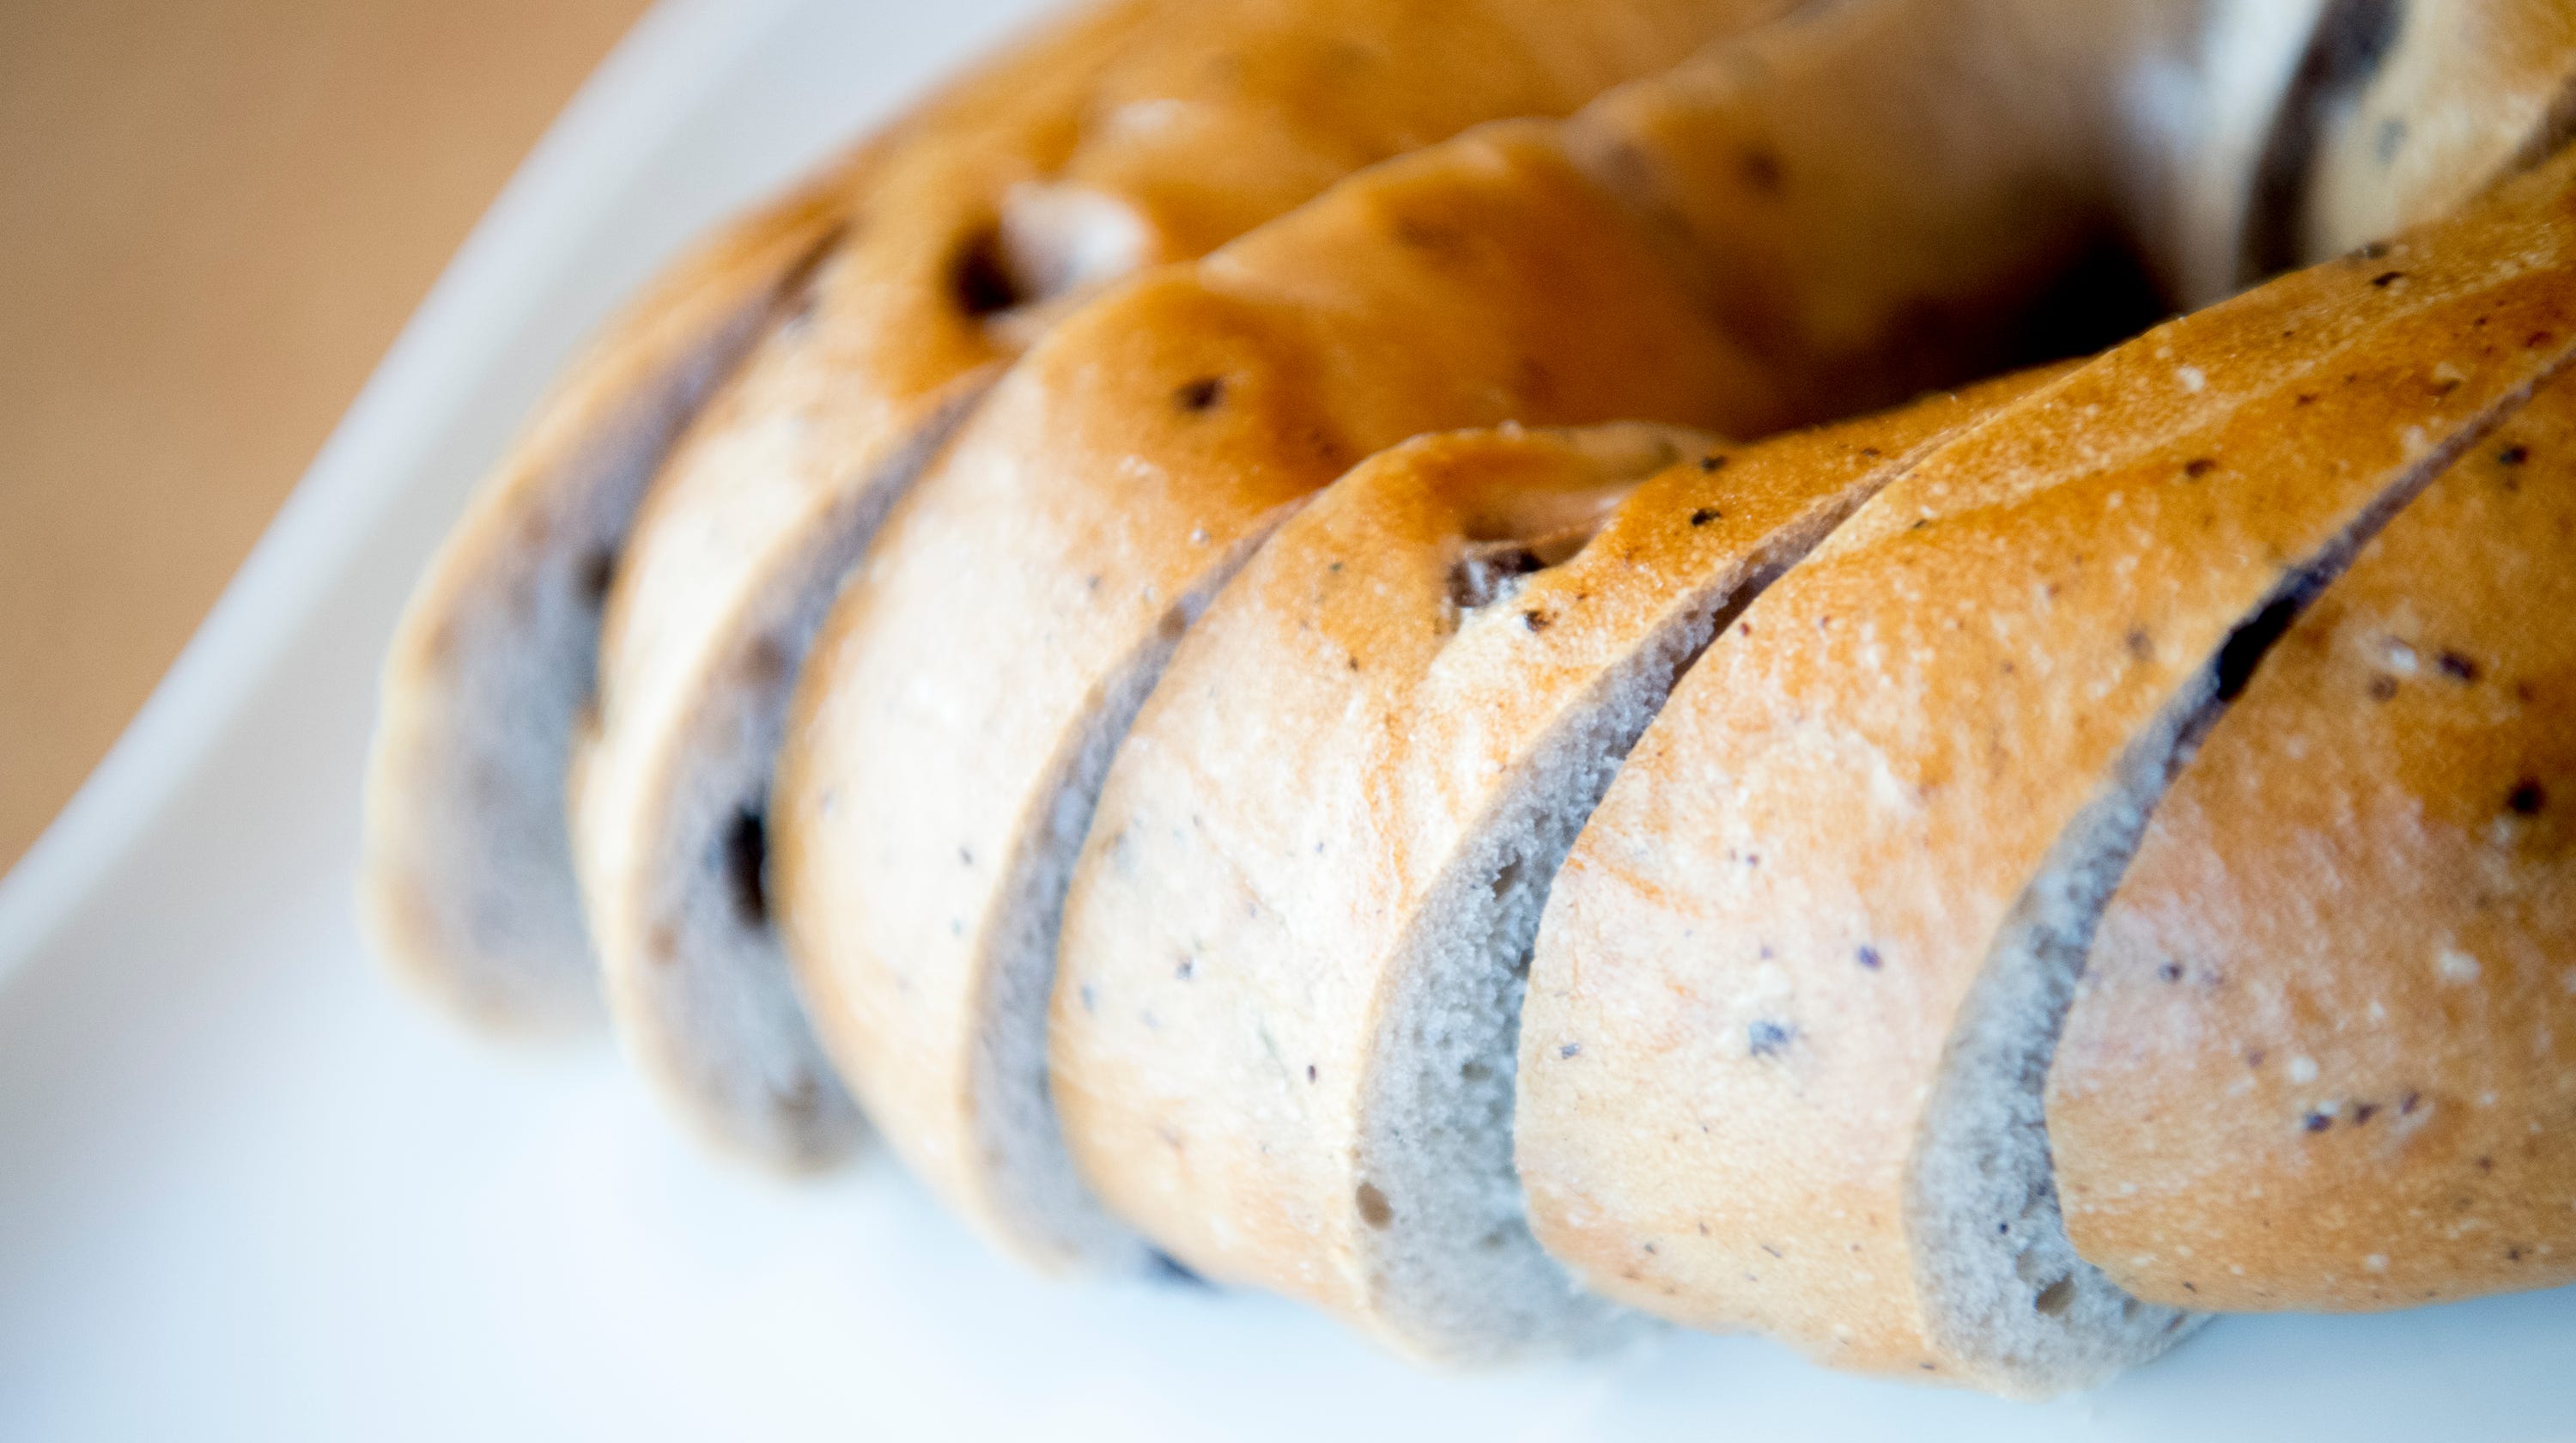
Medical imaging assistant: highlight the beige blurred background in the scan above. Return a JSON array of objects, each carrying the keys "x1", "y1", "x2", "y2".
[{"x1": 0, "y1": 0, "x2": 656, "y2": 873}]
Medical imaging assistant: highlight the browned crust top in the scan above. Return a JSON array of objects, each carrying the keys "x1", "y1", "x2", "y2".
[{"x1": 2052, "y1": 368, "x2": 2576, "y2": 1313}]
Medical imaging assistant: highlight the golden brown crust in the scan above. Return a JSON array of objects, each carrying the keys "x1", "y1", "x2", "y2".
[
  {"x1": 2050, "y1": 368, "x2": 2576, "y2": 1313},
  {"x1": 1516, "y1": 143, "x2": 2576, "y2": 1390},
  {"x1": 369, "y1": 0, "x2": 2576, "y2": 1380}
]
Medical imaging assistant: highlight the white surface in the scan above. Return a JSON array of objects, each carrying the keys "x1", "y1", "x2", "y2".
[{"x1": 2, "y1": 2, "x2": 2571, "y2": 1438}]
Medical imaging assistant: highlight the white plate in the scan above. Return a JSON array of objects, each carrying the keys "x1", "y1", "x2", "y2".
[{"x1": 2, "y1": 3, "x2": 2568, "y2": 1438}]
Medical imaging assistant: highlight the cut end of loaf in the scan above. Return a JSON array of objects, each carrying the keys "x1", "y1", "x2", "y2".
[
  {"x1": 1905, "y1": 539, "x2": 2406, "y2": 1393},
  {"x1": 963, "y1": 523, "x2": 1293, "y2": 1272},
  {"x1": 594, "y1": 734, "x2": 863, "y2": 1171},
  {"x1": 1907, "y1": 525, "x2": 2488, "y2": 1394},
  {"x1": 1907, "y1": 684, "x2": 2215, "y2": 1396},
  {"x1": 577, "y1": 359, "x2": 992, "y2": 1170},
  {"x1": 1357, "y1": 606, "x2": 1720, "y2": 1361},
  {"x1": 362, "y1": 517, "x2": 625, "y2": 1036},
  {"x1": 360, "y1": 194, "x2": 849, "y2": 1036}
]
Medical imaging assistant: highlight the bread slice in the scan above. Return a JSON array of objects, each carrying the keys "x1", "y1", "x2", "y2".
[
  {"x1": 2050, "y1": 366, "x2": 2576, "y2": 1312},
  {"x1": 1515, "y1": 142, "x2": 2576, "y2": 1397},
  {"x1": 563, "y1": 0, "x2": 1801, "y2": 1167},
  {"x1": 1051, "y1": 375, "x2": 2052, "y2": 1361},
  {"x1": 359, "y1": 155, "x2": 862, "y2": 1032},
  {"x1": 771, "y1": 0, "x2": 2269, "y2": 1269},
  {"x1": 2298, "y1": 0, "x2": 2576, "y2": 266}
]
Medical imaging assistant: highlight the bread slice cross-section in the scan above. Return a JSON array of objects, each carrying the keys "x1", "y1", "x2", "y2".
[
  {"x1": 2294, "y1": 0, "x2": 2576, "y2": 270},
  {"x1": 1051, "y1": 373, "x2": 2054, "y2": 1361},
  {"x1": 2050, "y1": 365, "x2": 2576, "y2": 1313},
  {"x1": 1515, "y1": 140, "x2": 2576, "y2": 1397},
  {"x1": 361, "y1": 149, "x2": 863, "y2": 1032}
]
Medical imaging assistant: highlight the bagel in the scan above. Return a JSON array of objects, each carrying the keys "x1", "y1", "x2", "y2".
[
  {"x1": 2047, "y1": 369, "x2": 2576, "y2": 1312},
  {"x1": 1049, "y1": 367, "x2": 2060, "y2": 1361},
  {"x1": 1513, "y1": 142, "x2": 2576, "y2": 1397},
  {"x1": 559, "y1": 0, "x2": 1797, "y2": 1169},
  {"x1": 362, "y1": 0, "x2": 2576, "y2": 1402},
  {"x1": 774, "y1": 0, "x2": 2266, "y2": 1270}
]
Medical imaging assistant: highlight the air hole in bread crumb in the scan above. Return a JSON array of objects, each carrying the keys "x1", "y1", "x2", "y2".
[
  {"x1": 949, "y1": 225, "x2": 1020, "y2": 316},
  {"x1": 574, "y1": 548, "x2": 621, "y2": 611},
  {"x1": 725, "y1": 808, "x2": 769, "y2": 925},
  {"x1": 2034, "y1": 1277, "x2": 2075, "y2": 1317},
  {"x1": 1448, "y1": 527, "x2": 1603, "y2": 612},
  {"x1": 1356, "y1": 1182, "x2": 1394, "y2": 1229},
  {"x1": 2216, "y1": 590, "x2": 2307, "y2": 702}
]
